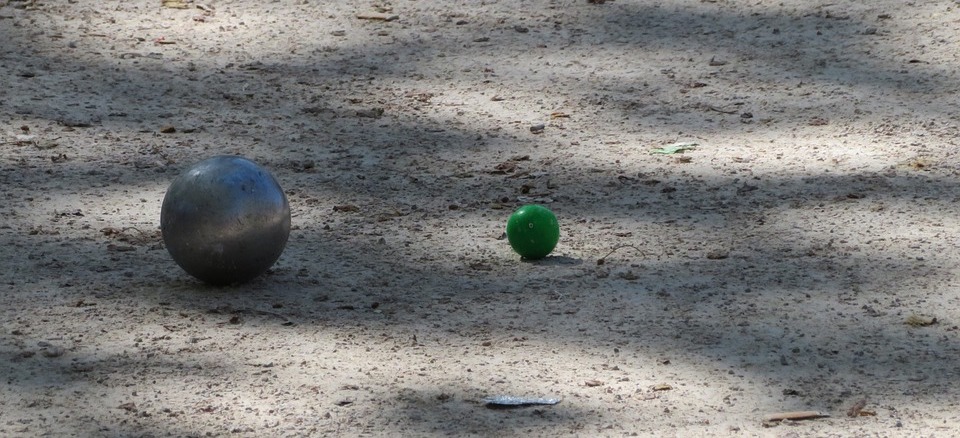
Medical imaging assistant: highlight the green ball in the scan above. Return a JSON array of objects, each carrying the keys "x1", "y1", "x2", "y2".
[{"x1": 506, "y1": 204, "x2": 560, "y2": 260}]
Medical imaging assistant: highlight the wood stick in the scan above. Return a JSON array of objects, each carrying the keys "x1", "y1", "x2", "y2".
[
  {"x1": 764, "y1": 411, "x2": 830, "y2": 422},
  {"x1": 356, "y1": 13, "x2": 399, "y2": 21}
]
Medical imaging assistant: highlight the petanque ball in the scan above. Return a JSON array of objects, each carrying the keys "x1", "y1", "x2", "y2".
[
  {"x1": 160, "y1": 155, "x2": 291, "y2": 285},
  {"x1": 506, "y1": 204, "x2": 560, "y2": 260}
]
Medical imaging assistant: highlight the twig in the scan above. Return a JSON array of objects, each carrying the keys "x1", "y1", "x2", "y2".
[
  {"x1": 242, "y1": 309, "x2": 293, "y2": 324},
  {"x1": 597, "y1": 244, "x2": 646, "y2": 265},
  {"x1": 764, "y1": 411, "x2": 830, "y2": 422},
  {"x1": 705, "y1": 104, "x2": 739, "y2": 114},
  {"x1": 356, "y1": 13, "x2": 399, "y2": 21}
]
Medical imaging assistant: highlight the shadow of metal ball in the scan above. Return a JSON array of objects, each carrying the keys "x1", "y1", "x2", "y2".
[{"x1": 160, "y1": 156, "x2": 291, "y2": 286}]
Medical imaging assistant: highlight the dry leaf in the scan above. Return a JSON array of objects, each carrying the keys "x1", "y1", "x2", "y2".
[
  {"x1": 650, "y1": 142, "x2": 697, "y2": 155},
  {"x1": 899, "y1": 158, "x2": 933, "y2": 170},
  {"x1": 584, "y1": 379, "x2": 603, "y2": 387},
  {"x1": 14, "y1": 134, "x2": 36, "y2": 143},
  {"x1": 847, "y1": 398, "x2": 867, "y2": 417},
  {"x1": 490, "y1": 161, "x2": 517, "y2": 174},
  {"x1": 36, "y1": 140, "x2": 59, "y2": 150},
  {"x1": 161, "y1": 0, "x2": 190, "y2": 9},
  {"x1": 333, "y1": 205, "x2": 360, "y2": 213},
  {"x1": 905, "y1": 314, "x2": 937, "y2": 327}
]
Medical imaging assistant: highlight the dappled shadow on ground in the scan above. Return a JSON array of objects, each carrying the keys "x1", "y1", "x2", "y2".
[
  {"x1": 1, "y1": 0, "x2": 956, "y2": 147},
  {"x1": 6, "y1": 163, "x2": 960, "y2": 399},
  {"x1": 4, "y1": 0, "x2": 960, "y2": 434}
]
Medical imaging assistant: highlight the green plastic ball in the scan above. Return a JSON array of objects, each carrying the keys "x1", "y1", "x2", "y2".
[{"x1": 506, "y1": 204, "x2": 560, "y2": 259}]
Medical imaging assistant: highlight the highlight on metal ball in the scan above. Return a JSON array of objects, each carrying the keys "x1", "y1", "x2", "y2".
[{"x1": 160, "y1": 155, "x2": 291, "y2": 285}]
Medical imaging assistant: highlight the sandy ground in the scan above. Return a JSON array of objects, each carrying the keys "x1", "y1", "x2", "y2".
[{"x1": 3, "y1": 0, "x2": 960, "y2": 436}]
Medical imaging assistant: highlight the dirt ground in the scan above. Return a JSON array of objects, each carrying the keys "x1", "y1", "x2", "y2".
[{"x1": 3, "y1": 0, "x2": 960, "y2": 436}]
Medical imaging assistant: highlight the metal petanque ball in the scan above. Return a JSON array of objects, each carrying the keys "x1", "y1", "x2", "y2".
[{"x1": 161, "y1": 156, "x2": 291, "y2": 286}]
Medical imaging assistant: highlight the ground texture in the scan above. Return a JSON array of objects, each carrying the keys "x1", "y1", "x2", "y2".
[{"x1": 3, "y1": 0, "x2": 960, "y2": 436}]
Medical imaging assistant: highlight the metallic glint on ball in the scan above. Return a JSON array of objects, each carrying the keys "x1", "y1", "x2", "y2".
[{"x1": 161, "y1": 156, "x2": 291, "y2": 285}]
